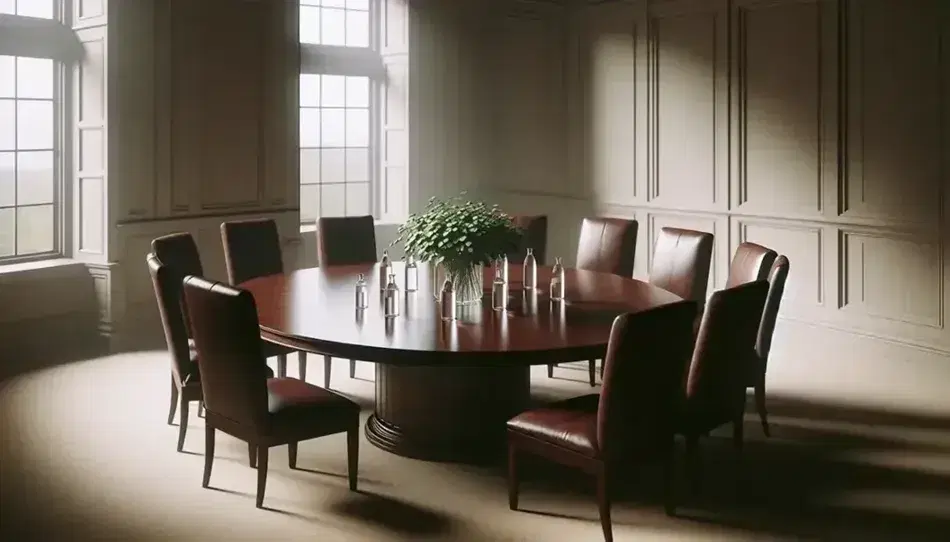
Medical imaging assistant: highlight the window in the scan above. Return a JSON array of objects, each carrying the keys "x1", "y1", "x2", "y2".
[
  {"x1": 299, "y1": 0, "x2": 383, "y2": 223},
  {"x1": 0, "y1": 0, "x2": 70, "y2": 263}
]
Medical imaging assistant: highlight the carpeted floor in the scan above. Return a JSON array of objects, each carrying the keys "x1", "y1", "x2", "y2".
[{"x1": 2, "y1": 352, "x2": 950, "y2": 541}]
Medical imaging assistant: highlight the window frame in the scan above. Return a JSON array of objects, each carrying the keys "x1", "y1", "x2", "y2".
[
  {"x1": 0, "y1": 0, "x2": 75, "y2": 265},
  {"x1": 298, "y1": 0, "x2": 386, "y2": 225}
]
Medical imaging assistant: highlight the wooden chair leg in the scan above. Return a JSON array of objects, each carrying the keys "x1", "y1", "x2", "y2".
[
  {"x1": 248, "y1": 443, "x2": 257, "y2": 468},
  {"x1": 324, "y1": 355, "x2": 332, "y2": 388},
  {"x1": 176, "y1": 397, "x2": 190, "y2": 452},
  {"x1": 596, "y1": 468, "x2": 613, "y2": 542},
  {"x1": 202, "y1": 424, "x2": 215, "y2": 488},
  {"x1": 167, "y1": 376, "x2": 179, "y2": 425},
  {"x1": 600, "y1": 358, "x2": 605, "y2": 378},
  {"x1": 197, "y1": 401, "x2": 205, "y2": 418},
  {"x1": 255, "y1": 446, "x2": 269, "y2": 508},
  {"x1": 347, "y1": 425, "x2": 359, "y2": 491},
  {"x1": 755, "y1": 382, "x2": 770, "y2": 437},
  {"x1": 349, "y1": 359, "x2": 357, "y2": 379},
  {"x1": 298, "y1": 352, "x2": 307, "y2": 382},
  {"x1": 288, "y1": 442, "x2": 298, "y2": 469},
  {"x1": 588, "y1": 359, "x2": 596, "y2": 387},
  {"x1": 547, "y1": 364, "x2": 555, "y2": 378},
  {"x1": 276, "y1": 354, "x2": 287, "y2": 378},
  {"x1": 507, "y1": 443, "x2": 520, "y2": 510}
]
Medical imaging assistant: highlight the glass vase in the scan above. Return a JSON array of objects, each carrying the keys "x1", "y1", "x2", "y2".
[{"x1": 429, "y1": 260, "x2": 484, "y2": 306}]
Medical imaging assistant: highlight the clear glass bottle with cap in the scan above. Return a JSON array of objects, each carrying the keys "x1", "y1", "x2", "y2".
[
  {"x1": 379, "y1": 250, "x2": 392, "y2": 291},
  {"x1": 491, "y1": 265, "x2": 508, "y2": 311},
  {"x1": 384, "y1": 273, "x2": 399, "y2": 317},
  {"x1": 355, "y1": 273, "x2": 368, "y2": 309},
  {"x1": 495, "y1": 254, "x2": 509, "y2": 284},
  {"x1": 523, "y1": 248, "x2": 537, "y2": 290},
  {"x1": 404, "y1": 255, "x2": 418, "y2": 292},
  {"x1": 440, "y1": 279, "x2": 456, "y2": 321},
  {"x1": 549, "y1": 256, "x2": 565, "y2": 301}
]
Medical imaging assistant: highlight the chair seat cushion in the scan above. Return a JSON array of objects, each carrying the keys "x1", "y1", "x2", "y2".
[
  {"x1": 507, "y1": 394, "x2": 600, "y2": 457},
  {"x1": 267, "y1": 378, "x2": 359, "y2": 430},
  {"x1": 187, "y1": 340, "x2": 274, "y2": 382}
]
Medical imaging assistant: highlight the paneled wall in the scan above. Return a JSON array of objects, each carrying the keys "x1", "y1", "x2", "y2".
[
  {"x1": 4, "y1": 0, "x2": 496, "y2": 360},
  {"x1": 488, "y1": 0, "x2": 950, "y2": 414}
]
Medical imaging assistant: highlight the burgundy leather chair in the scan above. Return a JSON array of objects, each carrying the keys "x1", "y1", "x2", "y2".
[
  {"x1": 750, "y1": 255, "x2": 790, "y2": 437},
  {"x1": 549, "y1": 217, "x2": 639, "y2": 386},
  {"x1": 183, "y1": 275, "x2": 361, "y2": 509},
  {"x1": 506, "y1": 215, "x2": 548, "y2": 265},
  {"x1": 677, "y1": 280, "x2": 769, "y2": 496},
  {"x1": 648, "y1": 227, "x2": 714, "y2": 308},
  {"x1": 220, "y1": 218, "x2": 309, "y2": 382},
  {"x1": 316, "y1": 215, "x2": 377, "y2": 381},
  {"x1": 507, "y1": 300, "x2": 698, "y2": 542},
  {"x1": 726, "y1": 242, "x2": 777, "y2": 287},
  {"x1": 146, "y1": 249, "x2": 274, "y2": 453}
]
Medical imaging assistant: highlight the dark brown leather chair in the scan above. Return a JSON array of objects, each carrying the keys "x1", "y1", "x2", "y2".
[
  {"x1": 677, "y1": 280, "x2": 769, "y2": 497},
  {"x1": 726, "y1": 242, "x2": 777, "y2": 287},
  {"x1": 182, "y1": 275, "x2": 360, "y2": 509},
  {"x1": 220, "y1": 218, "x2": 309, "y2": 382},
  {"x1": 506, "y1": 215, "x2": 548, "y2": 265},
  {"x1": 646, "y1": 227, "x2": 715, "y2": 369},
  {"x1": 750, "y1": 255, "x2": 790, "y2": 437},
  {"x1": 316, "y1": 215, "x2": 377, "y2": 380},
  {"x1": 549, "y1": 217, "x2": 639, "y2": 386},
  {"x1": 648, "y1": 227, "x2": 714, "y2": 307},
  {"x1": 507, "y1": 300, "x2": 698, "y2": 542},
  {"x1": 575, "y1": 217, "x2": 638, "y2": 277},
  {"x1": 146, "y1": 249, "x2": 274, "y2": 453}
]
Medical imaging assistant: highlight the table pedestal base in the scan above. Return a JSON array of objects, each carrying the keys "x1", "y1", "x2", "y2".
[{"x1": 365, "y1": 363, "x2": 531, "y2": 463}]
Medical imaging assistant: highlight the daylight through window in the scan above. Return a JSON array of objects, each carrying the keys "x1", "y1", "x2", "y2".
[
  {"x1": 299, "y1": 0, "x2": 381, "y2": 223},
  {"x1": 0, "y1": 0, "x2": 64, "y2": 261}
]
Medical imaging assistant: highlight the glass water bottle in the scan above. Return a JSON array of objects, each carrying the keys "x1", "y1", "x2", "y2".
[
  {"x1": 355, "y1": 273, "x2": 368, "y2": 309},
  {"x1": 523, "y1": 248, "x2": 537, "y2": 290},
  {"x1": 379, "y1": 250, "x2": 392, "y2": 291},
  {"x1": 492, "y1": 265, "x2": 508, "y2": 311},
  {"x1": 405, "y1": 255, "x2": 419, "y2": 291},
  {"x1": 384, "y1": 273, "x2": 399, "y2": 317},
  {"x1": 496, "y1": 254, "x2": 509, "y2": 284},
  {"x1": 549, "y1": 257, "x2": 565, "y2": 301},
  {"x1": 440, "y1": 279, "x2": 456, "y2": 321}
]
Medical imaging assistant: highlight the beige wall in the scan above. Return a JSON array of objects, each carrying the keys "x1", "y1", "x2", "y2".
[{"x1": 485, "y1": 0, "x2": 950, "y2": 415}]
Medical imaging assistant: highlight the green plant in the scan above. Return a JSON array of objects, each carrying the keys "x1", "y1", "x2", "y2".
[{"x1": 391, "y1": 194, "x2": 523, "y2": 267}]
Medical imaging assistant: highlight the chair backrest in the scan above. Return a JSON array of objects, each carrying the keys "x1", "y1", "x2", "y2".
[
  {"x1": 685, "y1": 280, "x2": 769, "y2": 423},
  {"x1": 575, "y1": 217, "x2": 638, "y2": 277},
  {"x1": 756, "y1": 255, "x2": 790, "y2": 362},
  {"x1": 146, "y1": 253, "x2": 194, "y2": 384},
  {"x1": 151, "y1": 232, "x2": 204, "y2": 340},
  {"x1": 152, "y1": 232, "x2": 204, "y2": 277},
  {"x1": 182, "y1": 275, "x2": 269, "y2": 429},
  {"x1": 316, "y1": 215, "x2": 378, "y2": 266},
  {"x1": 507, "y1": 215, "x2": 548, "y2": 265},
  {"x1": 596, "y1": 300, "x2": 698, "y2": 460},
  {"x1": 220, "y1": 218, "x2": 283, "y2": 285},
  {"x1": 726, "y1": 242, "x2": 777, "y2": 288},
  {"x1": 648, "y1": 227, "x2": 714, "y2": 308}
]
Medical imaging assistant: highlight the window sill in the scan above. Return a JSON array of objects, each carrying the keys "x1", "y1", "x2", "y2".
[
  {"x1": 299, "y1": 219, "x2": 403, "y2": 235},
  {"x1": 0, "y1": 257, "x2": 87, "y2": 281}
]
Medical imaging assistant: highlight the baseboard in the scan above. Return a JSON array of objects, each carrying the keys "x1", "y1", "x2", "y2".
[
  {"x1": 0, "y1": 311, "x2": 109, "y2": 383},
  {"x1": 767, "y1": 318, "x2": 950, "y2": 421}
]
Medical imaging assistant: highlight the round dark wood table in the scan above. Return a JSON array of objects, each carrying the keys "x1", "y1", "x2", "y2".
[{"x1": 242, "y1": 263, "x2": 682, "y2": 463}]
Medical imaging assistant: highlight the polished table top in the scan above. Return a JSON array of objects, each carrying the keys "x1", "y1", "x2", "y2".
[{"x1": 241, "y1": 263, "x2": 682, "y2": 366}]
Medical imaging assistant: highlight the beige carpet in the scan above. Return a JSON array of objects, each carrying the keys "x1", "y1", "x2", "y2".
[{"x1": 2, "y1": 352, "x2": 950, "y2": 541}]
